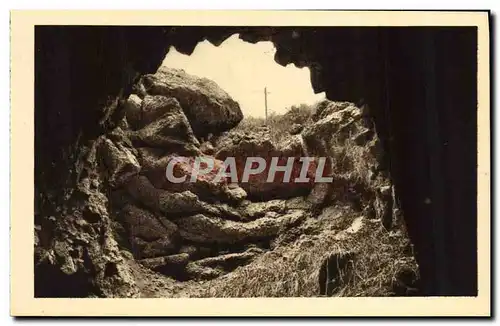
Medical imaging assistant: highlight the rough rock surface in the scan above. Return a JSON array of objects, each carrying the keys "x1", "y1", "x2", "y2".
[
  {"x1": 139, "y1": 253, "x2": 190, "y2": 271},
  {"x1": 139, "y1": 153, "x2": 247, "y2": 204},
  {"x1": 98, "y1": 137, "x2": 141, "y2": 189},
  {"x1": 119, "y1": 204, "x2": 180, "y2": 259},
  {"x1": 184, "y1": 262, "x2": 223, "y2": 281},
  {"x1": 302, "y1": 101, "x2": 365, "y2": 152},
  {"x1": 301, "y1": 100, "x2": 394, "y2": 219},
  {"x1": 176, "y1": 210, "x2": 306, "y2": 244},
  {"x1": 125, "y1": 95, "x2": 200, "y2": 152},
  {"x1": 138, "y1": 67, "x2": 243, "y2": 137},
  {"x1": 103, "y1": 94, "x2": 403, "y2": 291},
  {"x1": 242, "y1": 199, "x2": 287, "y2": 220},
  {"x1": 35, "y1": 59, "x2": 412, "y2": 298},
  {"x1": 195, "y1": 247, "x2": 264, "y2": 271},
  {"x1": 122, "y1": 204, "x2": 173, "y2": 241},
  {"x1": 215, "y1": 131, "x2": 318, "y2": 200},
  {"x1": 132, "y1": 236, "x2": 179, "y2": 260},
  {"x1": 125, "y1": 175, "x2": 236, "y2": 218},
  {"x1": 35, "y1": 139, "x2": 140, "y2": 297}
]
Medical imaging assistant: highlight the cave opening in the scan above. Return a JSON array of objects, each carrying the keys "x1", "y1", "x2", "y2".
[
  {"x1": 161, "y1": 33, "x2": 326, "y2": 120},
  {"x1": 34, "y1": 26, "x2": 478, "y2": 298}
]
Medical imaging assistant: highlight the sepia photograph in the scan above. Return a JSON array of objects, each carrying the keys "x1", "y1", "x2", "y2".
[{"x1": 10, "y1": 10, "x2": 490, "y2": 316}]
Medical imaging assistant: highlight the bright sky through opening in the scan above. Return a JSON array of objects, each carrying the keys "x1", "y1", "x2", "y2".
[{"x1": 161, "y1": 34, "x2": 325, "y2": 118}]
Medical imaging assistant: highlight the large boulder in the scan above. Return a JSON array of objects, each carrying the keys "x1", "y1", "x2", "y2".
[
  {"x1": 138, "y1": 67, "x2": 243, "y2": 137},
  {"x1": 127, "y1": 95, "x2": 183, "y2": 130},
  {"x1": 125, "y1": 95, "x2": 200, "y2": 154}
]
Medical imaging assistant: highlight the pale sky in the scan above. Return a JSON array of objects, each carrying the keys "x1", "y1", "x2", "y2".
[{"x1": 161, "y1": 34, "x2": 325, "y2": 118}]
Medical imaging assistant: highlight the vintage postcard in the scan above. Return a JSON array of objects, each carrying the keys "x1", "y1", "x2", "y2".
[{"x1": 10, "y1": 10, "x2": 490, "y2": 316}]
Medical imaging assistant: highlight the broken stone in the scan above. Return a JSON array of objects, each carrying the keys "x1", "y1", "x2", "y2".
[
  {"x1": 176, "y1": 210, "x2": 306, "y2": 244},
  {"x1": 307, "y1": 183, "x2": 333, "y2": 208},
  {"x1": 124, "y1": 175, "x2": 247, "y2": 222},
  {"x1": 310, "y1": 100, "x2": 352, "y2": 122},
  {"x1": 138, "y1": 253, "x2": 189, "y2": 272},
  {"x1": 125, "y1": 176, "x2": 203, "y2": 215},
  {"x1": 195, "y1": 247, "x2": 264, "y2": 272},
  {"x1": 226, "y1": 183, "x2": 248, "y2": 204},
  {"x1": 140, "y1": 96, "x2": 184, "y2": 128},
  {"x1": 179, "y1": 245, "x2": 212, "y2": 260},
  {"x1": 285, "y1": 196, "x2": 312, "y2": 210},
  {"x1": 123, "y1": 94, "x2": 143, "y2": 130},
  {"x1": 213, "y1": 203, "x2": 244, "y2": 221},
  {"x1": 158, "y1": 191, "x2": 206, "y2": 216},
  {"x1": 263, "y1": 211, "x2": 281, "y2": 219},
  {"x1": 185, "y1": 262, "x2": 223, "y2": 280},
  {"x1": 178, "y1": 245, "x2": 198, "y2": 257},
  {"x1": 99, "y1": 138, "x2": 140, "y2": 188},
  {"x1": 317, "y1": 206, "x2": 342, "y2": 222},
  {"x1": 243, "y1": 199, "x2": 287, "y2": 220}
]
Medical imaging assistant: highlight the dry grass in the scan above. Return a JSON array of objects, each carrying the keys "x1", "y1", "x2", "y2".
[
  {"x1": 234, "y1": 104, "x2": 314, "y2": 144},
  {"x1": 172, "y1": 204, "x2": 418, "y2": 298},
  {"x1": 328, "y1": 135, "x2": 386, "y2": 207},
  {"x1": 331, "y1": 138, "x2": 371, "y2": 183}
]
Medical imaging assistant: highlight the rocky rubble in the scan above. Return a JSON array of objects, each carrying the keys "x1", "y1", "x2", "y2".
[
  {"x1": 104, "y1": 67, "x2": 307, "y2": 281},
  {"x1": 36, "y1": 67, "x2": 412, "y2": 297},
  {"x1": 123, "y1": 71, "x2": 401, "y2": 286}
]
